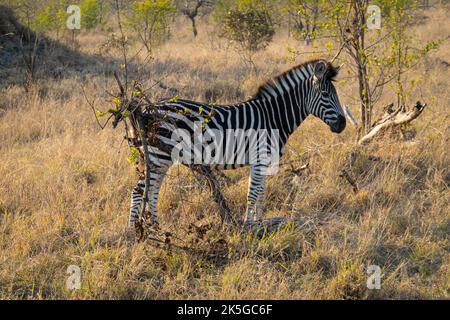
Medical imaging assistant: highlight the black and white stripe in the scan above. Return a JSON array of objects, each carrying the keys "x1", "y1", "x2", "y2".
[{"x1": 128, "y1": 59, "x2": 346, "y2": 227}]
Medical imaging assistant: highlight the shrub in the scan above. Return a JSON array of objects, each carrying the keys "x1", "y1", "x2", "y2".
[
  {"x1": 215, "y1": 0, "x2": 275, "y2": 72},
  {"x1": 127, "y1": 0, "x2": 176, "y2": 54},
  {"x1": 33, "y1": 3, "x2": 66, "y2": 34},
  {"x1": 80, "y1": 0, "x2": 106, "y2": 30}
]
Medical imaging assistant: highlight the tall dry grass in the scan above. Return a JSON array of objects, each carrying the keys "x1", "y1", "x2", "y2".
[{"x1": 0, "y1": 8, "x2": 448, "y2": 299}]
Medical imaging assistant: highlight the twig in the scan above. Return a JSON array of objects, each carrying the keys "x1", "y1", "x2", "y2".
[
  {"x1": 113, "y1": 71, "x2": 125, "y2": 96},
  {"x1": 136, "y1": 113, "x2": 152, "y2": 227},
  {"x1": 82, "y1": 85, "x2": 113, "y2": 129},
  {"x1": 330, "y1": 41, "x2": 346, "y2": 64},
  {"x1": 339, "y1": 169, "x2": 358, "y2": 194},
  {"x1": 191, "y1": 165, "x2": 237, "y2": 226},
  {"x1": 344, "y1": 104, "x2": 358, "y2": 127}
]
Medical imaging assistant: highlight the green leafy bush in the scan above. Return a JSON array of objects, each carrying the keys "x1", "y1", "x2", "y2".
[
  {"x1": 214, "y1": 0, "x2": 275, "y2": 72},
  {"x1": 80, "y1": 0, "x2": 106, "y2": 30},
  {"x1": 126, "y1": 0, "x2": 176, "y2": 54},
  {"x1": 33, "y1": 3, "x2": 66, "y2": 33},
  {"x1": 216, "y1": 0, "x2": 274, "y2": 53}
]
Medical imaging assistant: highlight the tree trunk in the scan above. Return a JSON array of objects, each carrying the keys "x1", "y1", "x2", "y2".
[{"x1": 351, "y1": 0, "x2": 372, "y2": 134}]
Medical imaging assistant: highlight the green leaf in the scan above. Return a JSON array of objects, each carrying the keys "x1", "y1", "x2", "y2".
[
  {"x1": 95, "y1": 110, "x2": 106, "y2": 118},
  {"x1": 126, "y1": 147, "x2": 140, "y2": 165}
]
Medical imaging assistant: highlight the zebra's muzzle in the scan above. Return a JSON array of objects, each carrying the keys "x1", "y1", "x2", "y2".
[{"x1": 330, "y1": 115, "x2": 346, "y2": 133}]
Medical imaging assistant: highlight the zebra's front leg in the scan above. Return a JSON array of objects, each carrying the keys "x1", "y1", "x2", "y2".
[
  {"x1": 245, "y1": 165, "x2": 267, "y2": 224},
  {"x1": 254, "y1": 182, "x2": 266, "y2": 221}
]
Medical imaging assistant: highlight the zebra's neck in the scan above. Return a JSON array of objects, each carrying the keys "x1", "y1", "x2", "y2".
[{"x1": 247, "y1": 64, "x2": 313, "y2": 144}]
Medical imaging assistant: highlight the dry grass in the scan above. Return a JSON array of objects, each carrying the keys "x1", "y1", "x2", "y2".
[{"x1": 0, "y1": 8, "x2": 449, "y2": 299}]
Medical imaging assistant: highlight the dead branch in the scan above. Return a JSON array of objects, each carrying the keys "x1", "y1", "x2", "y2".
[
  {"x1": 82, "y1": 85, "x2": 113, "y2": 129},
  {"x1": 113, "y1": 71, "x2": 125, "y2": 96},
  {"x1": 287, "y1": 162, "x2": 309, "y2": 176},
  {"x1": 337, "y1": 101, "x2": 426, "y2": 196},
  {"x1": 339, "y1": 169, "x2": 358, "y2": 193},
  {"x1": 136, "y1": 112, "x2": 152, "y2": 225},
  {"x1": 191, "y1": 165, "x2": 236, "y2": 226},
  {"x1": 330, "y1": 41, "x2": 346, "y2": 64},
  {"x1": 344, "y1": 104, "x2": 358, "y2": 127},
  {"x1": 213, "y1": 168, "x2": 233, "y2": 185},
  {"x1": 358, "y1": 101, "x2": 427, "y2": 145}
]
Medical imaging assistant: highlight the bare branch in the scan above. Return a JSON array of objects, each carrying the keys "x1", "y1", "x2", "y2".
[
  {"x1": 339, "y1": 169, "x2": 358, "y2": 194},
  {"x1": 344, "y1": 104, "x2": 358, "y2": 127},
  {"x1": 113, "y1": 71, "x2": 125, "y2": 97},
  {"x1": 358, "y1": 101, "x2": 427, "y2": 145},
  {"x1": 330, "y1": 41, "x2": 346, "y2": 64}
]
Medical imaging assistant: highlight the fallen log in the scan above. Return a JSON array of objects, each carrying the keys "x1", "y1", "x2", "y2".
[
  {"x1": 358, "y1": 101, "x2": 427, "y2": 145},
  {"x1": 339, "y1": 101, "x2": 427, "y2": 194}
]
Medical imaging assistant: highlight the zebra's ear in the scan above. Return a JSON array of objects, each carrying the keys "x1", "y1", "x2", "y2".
[{"x1": 313, "y1": 61, "x2": 327, "y2": 80}]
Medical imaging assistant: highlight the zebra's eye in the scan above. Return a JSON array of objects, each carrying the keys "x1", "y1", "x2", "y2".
[{"x1": 321, "y1": 91, "x2": 330, "y2": 98}]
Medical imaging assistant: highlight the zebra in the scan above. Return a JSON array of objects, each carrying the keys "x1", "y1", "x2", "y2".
[{"x1": 127, "y1": 59, "x2": 346, "y2": 228}]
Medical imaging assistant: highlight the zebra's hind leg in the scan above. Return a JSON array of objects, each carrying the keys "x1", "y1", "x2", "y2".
[
  {"x1": 143, "y1": 163, "x2": 170, "y2": 226},
  {"x1": 245, "y1": 165, "x2": 268, "y2": 225},
  {"x1": 129, "y1": 179, "x2": 145, "y2": 227},
  {"x1": 128, "y1": 150, "x2": 171, "y2": 228}
]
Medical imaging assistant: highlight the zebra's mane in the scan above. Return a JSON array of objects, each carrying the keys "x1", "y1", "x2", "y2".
[{"x1": 253, "y1": 59, "x2": 338, "y2": 100}]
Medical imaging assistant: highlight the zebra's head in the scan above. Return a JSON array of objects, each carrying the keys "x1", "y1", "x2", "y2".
[{"x1": 308, "y1": 60, "x2": 346, "y2": 133}]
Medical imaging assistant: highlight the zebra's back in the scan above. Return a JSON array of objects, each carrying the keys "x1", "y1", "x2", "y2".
[{"x1": 142, "y1": 99, "x2": 281, "y2": 169}]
